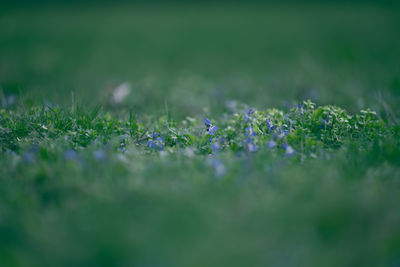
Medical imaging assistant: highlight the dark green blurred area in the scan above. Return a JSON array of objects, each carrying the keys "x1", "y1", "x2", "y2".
[{"x1": 1, "y1": 2, "x2": 400, "y2": 116}]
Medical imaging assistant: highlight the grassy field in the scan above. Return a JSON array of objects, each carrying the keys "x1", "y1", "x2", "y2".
[{"x1": 1, "y1": 2, "x2": 400, "y2": 267}]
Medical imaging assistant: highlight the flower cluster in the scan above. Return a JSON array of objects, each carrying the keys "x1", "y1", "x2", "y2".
[
  {"x1": 205, "y1": 118, "x2": 219, "y2": 145},
  {"x1": 243, "y1": 109, "x2": 258, "y2": 152},
  {"x1": 146, "y1": 132, "x2": 165, "y2": 151}
]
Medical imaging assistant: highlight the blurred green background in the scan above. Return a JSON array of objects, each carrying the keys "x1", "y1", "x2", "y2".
[{"x1": 1, "y1": 1, "x2": 400, "y2": 115}]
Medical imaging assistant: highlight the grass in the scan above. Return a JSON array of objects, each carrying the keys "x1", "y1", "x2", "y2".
[{"x1": 1, "y1": 2, "x2": 400, "y2": 267}]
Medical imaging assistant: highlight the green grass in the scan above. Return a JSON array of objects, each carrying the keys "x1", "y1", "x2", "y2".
[{"x1": 1, "y1": 2, "x2": 400, "y2": 267}]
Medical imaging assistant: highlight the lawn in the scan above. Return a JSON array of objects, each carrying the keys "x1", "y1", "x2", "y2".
[{"x1": 1, "y1": 2, "x2": 400, "y2": 267}]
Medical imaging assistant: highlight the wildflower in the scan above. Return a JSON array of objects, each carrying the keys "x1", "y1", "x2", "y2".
[
  {"x1": 155, "y1": 136, "x2": 165, "y2": 151},
  {"x1": 64, "y1": 149, "x2": 77, "y2": 161},
  {"x1": 211, "y1": 142, "x2": 221, "y2": 152},
  {"x1": 248, "y1": 142, "x2": 258, "y2": 152},
  {"x1": 204, "y1": 118, "x2": 218, "y2": 135},
  {"x1": 265, "y1": 119, "x2": 273, "y2": 131},
  {"x1": 146, "y1": 135, "x2": 165, "y2": 151},
  {"x1": 245, "y1": 126, "x2": 256, "y2": 137},
  {"x1": 246, "y1": 108, "x2": 254, "y2": 116},
  {"x1": 207, "y1": 157, "x2": 226, "y2": 177},
  {"x1": 294, "y1": 103, "x2": 305, "y2": 115},
  {"x1": 243, "y1": 114, "x2": 251, "y2": 123},
  {"x1": 208, "y1": 125, "x2": 218, "y2": 135},
  {"x1": 204, "y1": 118, "x2": 212, "y2": 127},
  {"x1": 146, "y1": 140, "x2": 156, "y2": 148},
  {"x1": 245, "y1": 137, "x2": 258, "y2": 152},
  {"x1": 268, "y1": 140, "x2": 276, "y2": 149}
]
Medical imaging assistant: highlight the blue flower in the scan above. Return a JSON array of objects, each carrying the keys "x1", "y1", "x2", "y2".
[
  {"x1": 204, "y1": 118, "x2": 212, "y2": 127},
  {"x1": 155, "y1": 136, "x2": 165, "y2": 151},
  {"x1": 64, "y1": 149, "x2": 77, "y2": 161},
  {"x1": 205, "y1": 118, "x2": 218, "y2": 136},
  {"x1": 248, "y1": 143, "x2": 258, "y2": 152},
  {"x1": 146, "y1": 135, "x2": 165, "y2": 151},
  {"x1": 146, "y1": 140, "x2": 158, "y2": 149},
  {"x1": 211, "y1": 142, "x2": 221, "y2": 151},
  {"x1": 208, "y1": 125, "x2": 218, "y2": 135},
  {"x1": 295, "y1": 103, "x2": 305, "y2": 115},
  {"x1": 208, "y1": 158, "x2": 226, "y2": 177},
  {"x1": 266, "y1": 119, "x2": 273, "y2": 131},
  {"x1": 268, "y1": 140, "x2": 276, "y2": 149},
  {"x1": 245, "y1": 137, "x2": 258, "y2": 152},
  {"x1": 245, "y1": 126, "x2": 256, "y2": 137},
  {"x1": 246, "y1": 108, "x2": 254, "y2": 116}
]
